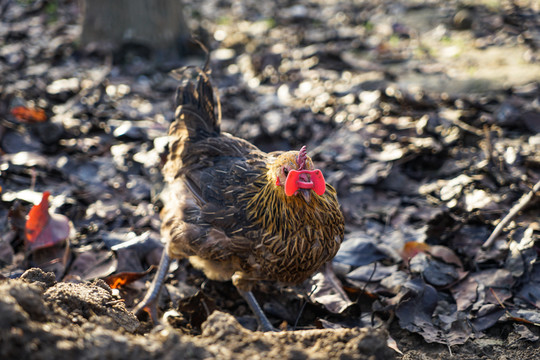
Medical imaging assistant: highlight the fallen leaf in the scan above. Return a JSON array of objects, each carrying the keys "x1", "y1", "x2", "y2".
[
  {"x1": 307, "y1": 263, "x2": 353, "y2": 314},
  {"x1": 402, "y1": 241, "x2": 430, "y2": 262},
  {"x1": 395, "y1": 278, "x2": 438, "y2": 333},
  {"x1": 68, "y1": 250, "x2": 118, "y2": 281},
  {"x1": 104, "y1": 267, "x2": 156, "y2": 289},
  {"x1": 11, "y1": 106, "x2": 47, "y2": 123},
  {"x1": 427, "y1": 245, "x2": 463, "y2": 269},
  {"x1": 450, "y1": 275, "x2": 479, "y2": 312},
  {"x1": 471, "y1": 304, "x2": 505, "y2": 332},
  {"x1": 516, "y1": 263, "x2": 540, "y2": 308},
  {"x1": 108, "y1": 231, "x2": 164, "y2": 273},
  {"x1": 347, "y1": 263, "x2": 398, "y2": 282},
  {"x1": 505, "y1": 226, "x2": 536, "y2": 277},
  {"x1": 409, "y1": 252, "x2": 460, "y2": 287},
  {"x1": 334, "y1": 235, "x2": 387, "y2": 267},
  {"x1": 25, "y1": 191, "x2": 71, "y2": 251},
  {"x1": 379, "y1": 270, "x2": 410, "y2": 296},
  {"x1": 30, "y1": 244, "x2": 71, "y2": 280},
  {"x1": 512, "y1": 324, "x2": 540, "y2": 341},
  {"x1": 396, "y1": 278, "x2": 472, "y2": 345}
]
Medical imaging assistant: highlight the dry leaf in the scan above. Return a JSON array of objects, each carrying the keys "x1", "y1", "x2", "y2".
[
  {"x1": 402, "y1": 241, "x2": 430, "y2": 262},
  {"x1": 104, "y1": 267, "x2": 155, "y2": 289},
  {"x1": 25, "y1": 191, "x2": 71, "y2": 251},
  {"x1": 11, "y1": 106, "x2": 47, "y2": 123},
  {"x1": 307, "y1": 263, "x2": 353, "y2": 314}
]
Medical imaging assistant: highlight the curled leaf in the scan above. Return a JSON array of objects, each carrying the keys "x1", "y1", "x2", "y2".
[
  {"x1": 25, "y1": 191, "x2": 71, "y2": 251},
  {"x1": 307, "y1": 263, "x2": 353, "y2": 314}
]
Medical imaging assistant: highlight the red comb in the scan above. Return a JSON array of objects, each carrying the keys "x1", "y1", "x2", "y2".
[{"x1": 297, "y1": 146, "x2": 307, "y2": 170}]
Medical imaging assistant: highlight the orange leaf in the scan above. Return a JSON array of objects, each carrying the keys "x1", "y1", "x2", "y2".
[
  {"x1": 25, "y1": 192, "x2": 70, "y2": 251},
  {"x1": 104, "y1": 267, "x2": 155, "y2": 289},
  {"x1": 11, "y1": 106, "x2": 47, "y2": 123},
  {"x1": 25, "y1": 191, "x2": 51, "y2": 244},
  {"x1": 402, "y1": 241, "x2": 431, "y2": 261}
]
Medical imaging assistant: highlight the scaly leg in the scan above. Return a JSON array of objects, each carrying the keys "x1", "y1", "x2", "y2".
[
  {"x1": 133, "y1": 249, "x2": 171, "y2": 324},
  {"x1": 237, "y1": 289, "x2": 278, "y2": 332}
]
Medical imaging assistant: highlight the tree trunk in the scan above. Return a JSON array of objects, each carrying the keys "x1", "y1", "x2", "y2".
[{"x1": 80, "y1": 0, "x2": 190, "y2": 60}]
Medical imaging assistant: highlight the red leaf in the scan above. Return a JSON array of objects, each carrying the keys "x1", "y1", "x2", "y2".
[
  {"x1": 11, "y1": 106, "x2": 47, "y2": 123},
  {"x1": 25, "y1": 191, "x2": 51, "y2": 243},
  {"x1": 25, "y1": 192, "x2": 70, "y2": 251}
]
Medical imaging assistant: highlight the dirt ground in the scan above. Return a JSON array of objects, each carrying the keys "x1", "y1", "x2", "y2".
[
  {"x1": 1, "y1": 0, "x2": 540, "y2": 359},
  {"x1": 1, "y1": 268, "x2": 538, "y2": 359},
  {"x1": 1, "y1": 268, "x2": 392, "y2": 360}
]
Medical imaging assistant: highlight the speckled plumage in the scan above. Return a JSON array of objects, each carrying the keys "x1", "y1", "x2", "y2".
[{"x1": 160, "y1": 70, "x2": 344, "y2": 293}]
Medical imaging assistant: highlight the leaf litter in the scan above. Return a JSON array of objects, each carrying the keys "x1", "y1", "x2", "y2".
[{"x1": 0, "y1": 0, "x2": 540, "y2": 359}]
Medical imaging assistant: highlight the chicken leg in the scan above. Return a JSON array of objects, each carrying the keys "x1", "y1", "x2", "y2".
[
  {"x1": 237, "y1": 289, "x2": 277, "y2": 332},
  {"x1": 134, "y1": 248, "x2": 277, "y2": 331},
  {"x1": 133, "y1": 249, "x2": 171, "y2": 324}
]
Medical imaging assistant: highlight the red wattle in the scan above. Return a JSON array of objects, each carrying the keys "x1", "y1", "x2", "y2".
[
  {"x1": 285, "y1": 170, "x2": 300, "y2": 196},
  {"x1": 284, "y1": 169, "x2": 326, "y2": 196},
  {"x1": 311, "y1": 170, "x2": 326, "y2": 195}
]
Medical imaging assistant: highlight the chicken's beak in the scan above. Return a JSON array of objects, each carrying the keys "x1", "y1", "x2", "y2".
[{"x1": 299, "y1": 188, "x2": 311, "y2": 203}]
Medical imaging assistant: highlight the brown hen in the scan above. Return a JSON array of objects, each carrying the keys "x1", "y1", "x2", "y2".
[{"x1": 134, "y1": 69, "x2": 345, "y2": 331}]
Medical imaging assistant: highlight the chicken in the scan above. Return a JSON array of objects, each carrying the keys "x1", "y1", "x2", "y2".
[{"x1": 133, "y1": 69, "x2": 345, "y2": 331}]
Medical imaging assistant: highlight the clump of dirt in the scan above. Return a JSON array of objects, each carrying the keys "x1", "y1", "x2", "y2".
[
  {"x1": 0, "y1": 268, "x2": 170, "y2": 360},
  {"x1": 198, "y1": 311, "x2": 392, "y2": 359},
  {"x1": 0, "y1": 268, "x2": 393, "y2": 360}
]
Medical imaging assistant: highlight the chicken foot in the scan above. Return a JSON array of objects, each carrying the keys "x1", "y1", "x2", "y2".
[
  {"x1": 237, "y1": 289, "x2": 278, "y2": 332},
  {"x1": 134, "y1": 249, "x2": 277, "y2": 331},
  {"x1": 133, "y1": 249, "x2": 171, "y2": 324}
]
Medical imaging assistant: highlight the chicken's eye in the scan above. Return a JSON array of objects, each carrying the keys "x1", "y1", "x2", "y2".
[{"x1": 283, "y1": 168, "x2": 289, "y2": 177}]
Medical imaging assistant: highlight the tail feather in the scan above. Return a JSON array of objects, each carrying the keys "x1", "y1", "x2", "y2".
[{"x1": 173, "y1": 69, "x2": 221, "y2": 140}]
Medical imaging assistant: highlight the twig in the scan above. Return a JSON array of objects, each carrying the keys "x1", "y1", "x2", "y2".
[
  {"x1": 447, "y1": 343, "x2": 453, "y2": 357},
  {"x1": 293, "y1": 284, "x2": 318, "y2": 330},
  {"x1": 362, "y1": 262, "x2": 377, "y2": 295},
  {"x1": 488, "y1": 287, "x2": 540, "y2": 326},
  {"x1": 105, "y1": 299, "x2": 125, "y2": 306},
  {"x1": 482, "y1": 179, "x2": 540, "y2": 249},
  {"x1": 482, "y1": 125, "x2": 494, "y2": 167},
  {"x1": 489, "y1": 287, "x2": 510, "y2": 312},
  {"x1": 447, "y1": 115, "x2": 484, "y2": 137}
]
